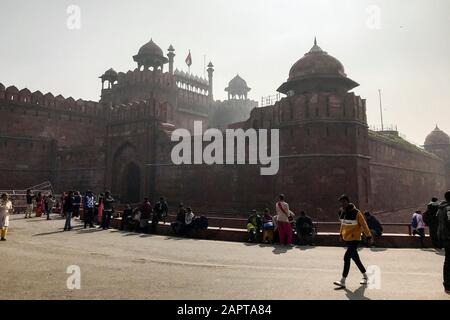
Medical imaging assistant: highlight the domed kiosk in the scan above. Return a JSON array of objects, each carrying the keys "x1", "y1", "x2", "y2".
[
  {"x1": 133, "y1": 39, "x2": 169, "y2": 71},
  {"x1": 225, "y1": 74, "x2": 251, "y2": 100},
  {"x1": 278, "y1": 38, "x2": 359, "y2": 95}
]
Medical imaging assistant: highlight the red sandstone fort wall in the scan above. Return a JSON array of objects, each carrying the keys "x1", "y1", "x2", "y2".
[
  {"x1": 368, "y1": 133, "x2": 447, "y2": 215},
  {"x1": 0, "y1": 136, "x2": 56, "y2": 189},
  {"x1": 0, "y1": 84, "x2": 107, "y2": 190}
]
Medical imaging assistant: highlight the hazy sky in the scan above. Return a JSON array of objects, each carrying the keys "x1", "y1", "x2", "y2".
[{"x1": 1, "y1": 0, "x2": 449, "y2": 145}]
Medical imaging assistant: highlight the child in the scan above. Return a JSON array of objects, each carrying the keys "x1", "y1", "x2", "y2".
[
  {"x1": 247, "y1": 210, "x2": 261, "y2": 243},
  {"x1": 262, "y1": 208, "x2": 274, "y2": 244}
]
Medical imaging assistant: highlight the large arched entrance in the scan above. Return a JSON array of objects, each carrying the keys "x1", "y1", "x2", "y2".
[
  {"x1": 123, "y1": 162, "x2": 141, "y2": 204},
  {"x1": 111, "y1": 142, "x2": 144, "y2": 203}
]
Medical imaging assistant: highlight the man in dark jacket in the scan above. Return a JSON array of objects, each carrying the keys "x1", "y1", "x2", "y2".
[
  {"x1": 139, "y1": 198, "x2": 152, "y2": 233},
  {"x1": 152, "y1": 197, "x2": 169, "y2": 233},
  {"x1": 437, "y1": 191, "x2": 450, "y2": 294},
  {"x1": 296, "y1": 211, "x2": 315, "y2": 245},
  {"x1": 101, "y1": 191, "x2": 115, "y2": 230},
  {"x1": 363, "y1": 211, "x2": 383, "y2": 246},
  {"x1": 83, "y1": 191, "x2": 95, "y2": 228},
  {"x1": 424, "y1": 197, "x2": 440, "y2": 248},
  {"x1": 63, "y1": 191, "x2": 74, "y2": 231},
  {"x1": 172, "y1": 203, "x2": 186, "y2": 235}
]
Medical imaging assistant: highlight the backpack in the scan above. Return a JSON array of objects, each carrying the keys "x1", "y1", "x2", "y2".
[{"x1": 411, "y1": 215, "x2": 418, "y2": 229}]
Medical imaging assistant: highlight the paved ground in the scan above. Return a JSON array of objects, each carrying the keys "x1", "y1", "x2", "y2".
[{"x1": 1, "y1": 215, "x2": 449, "y2": 300}]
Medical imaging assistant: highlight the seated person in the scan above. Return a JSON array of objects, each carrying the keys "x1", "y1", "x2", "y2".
[
  {"x1": 262, "y1": 208, "x2": 274, "y2": 243},
  {"x1": 296, "y1": 211, "x2": 315, "y2": 245},
  {"x1": 139, "y1": 198, "x2": 153, "y2": 233},
  {"x1": 184, "y1": 207, "x2": 195, "y2": 233},
  {"x1": 172, "y1": 203, "x2": 186, "y2": 235},
  {"x1": 120, "y1": 204, "x2": 134, "y2": 231},
  {"x1": 363, "y1": 211, "x2": 383, "y2": 246},
  {"x1": 247, "y1": 210, "x2": 262, "y2": 243}
]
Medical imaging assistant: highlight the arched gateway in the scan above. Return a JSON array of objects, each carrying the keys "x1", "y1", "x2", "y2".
[{"x1": 111, "y1": 142, "x2": 143, "y2": 204}]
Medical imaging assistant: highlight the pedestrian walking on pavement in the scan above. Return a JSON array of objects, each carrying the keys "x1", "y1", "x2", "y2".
[
  {"x1": 437, "y1": 191, "x2": 450, "y2": 295},
  {"x1": 333, "y1": 194, "x2": 372, "y2": 289}
]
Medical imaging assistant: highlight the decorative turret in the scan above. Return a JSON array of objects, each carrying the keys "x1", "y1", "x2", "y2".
[
  {"x1": 167, "y1": 45, "x2": 175, "y2": 75},
  {"x1": 133, "y1": 39, "x2": 169, "y2": 71},
  {"x1": 225, "y1": 74, "x2": 251, "y2": 100},
  {"x1": 207, "y1": 62, "x2": 214, "y2": 100},
  {"x1": 100, "y1": 68, "x2": 118, "y2": 90}
]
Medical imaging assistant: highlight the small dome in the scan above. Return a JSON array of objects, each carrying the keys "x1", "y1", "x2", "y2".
[
  {"x1": 100, "y1": 68, "x2": 118, "y2": 82},
  {"x1": 424, "y1": 126, "x2": 450, "y2": 146},
  {"x1": 134, "y1": 38, "x2": 168, "y2": 68},
  {"x1": 0, "y1": 83, "x2": 5, "y2": 91},
  {"x1": 227, "y1": 75, "x2": 249, "y2": 90},
  {"x1": 104, "y1": 68, "x2": 117, "y2": 77},
  {"x1": 225, "y1": 75, "x2": 251, "y2": 96},
  {"x1": 138, "y1": 39, "x2": 164, "y2": 57}
]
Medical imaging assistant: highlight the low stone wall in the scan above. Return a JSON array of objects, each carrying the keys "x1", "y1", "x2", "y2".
[{"x1": 110, "y1": 217, "x2": 433, "y2": 249}]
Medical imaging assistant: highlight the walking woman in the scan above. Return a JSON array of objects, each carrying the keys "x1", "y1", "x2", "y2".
[
  {"x1": 333, "y1": 195, "x2": 372, "y2": 289},
  {"x1": 0, "y1": 193, "x2": 13, "y2": 241},
  {"x1": 275, "y1": 194, "x2": 295, "y2": 246}
]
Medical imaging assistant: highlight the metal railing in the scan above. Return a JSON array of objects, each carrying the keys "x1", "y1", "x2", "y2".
[{"x1": 260, "y1": 94, "x2": 282, "y2": 108}]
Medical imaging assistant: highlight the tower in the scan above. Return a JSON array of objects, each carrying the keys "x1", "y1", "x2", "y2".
[
  {"x1": 207, "y1": 62, "x2": 214, "y2": 100},
  {"x1": 167, "y1": 45, "x2": 175, "y2": 75},
  {"x1": 275, "y1": 38, "x2": 370, "y2": 217},
  {"x1": 424, "y1": 125, "x2": 450, "y2": 162},
  {"x1": 209, "y1": 74, "x2": 257, "y2": 130},
  {"x1": 424, "y1": 125, "x2": 450, "y2": 189}
]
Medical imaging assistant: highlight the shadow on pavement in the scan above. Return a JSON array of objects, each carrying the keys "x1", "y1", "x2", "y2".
[
  {"x1": 369, "y1": 247, "x2": 387, "y2": 252},
  {"x1": 421, "y1": 248, "x2": 445, "y2": 256},
  {"x1": 272, "y1": 245, "x2": 293, "y2": 255},
  {"x1": 32, "y1": 225, "x2": 85, "y2": 236},
  {"x1": 297, "y1": 245, "x2": 316, "y2": 251},
  {"x1": 76, "y1": 227, "x2": 103, "y2": 234},
  {"x1": 334, "y1": 285, "x2": 370, "y2": 300},
  {"x1": 344, "y1": 285, "x2": 370, "y2": 300}
]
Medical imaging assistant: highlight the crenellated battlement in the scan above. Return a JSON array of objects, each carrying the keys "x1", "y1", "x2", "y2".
[
  {"x1": 100, "y1": 68, "x2": 177, "y2": 101},
  {"x1": 107, "y1": 97, "x2": 174, "y2": 124},
  {"x1": 246, "y1": 91, "x2": 367, "y2": 129},
  {"x1": 0, "y1": 82, "x2": 107, "y2": 118},
  {"x1": 174, "y1": 69, "x2": 209, "y2": 95}
]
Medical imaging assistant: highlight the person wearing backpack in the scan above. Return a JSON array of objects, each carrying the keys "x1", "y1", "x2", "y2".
[
  {"x1": 437, "y1": 191, "x2": 450, "y2": 295},
  {"x1": 423, "y1": 197, "x2": 440, "y2": 248},
  {"x1": 412, "y1": 210, "x2": 425, "y2": 247}
]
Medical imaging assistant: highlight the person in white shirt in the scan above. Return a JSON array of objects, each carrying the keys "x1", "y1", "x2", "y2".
[
  {"x1": 0, "y1": 193, "x2": 13, "y2": 241},
  {"x1": 275, "y1": 194, "x2": 294, "y2": 245},
  {"x1": 185, "y1": 207, "x2": 195, "y2": 226}
]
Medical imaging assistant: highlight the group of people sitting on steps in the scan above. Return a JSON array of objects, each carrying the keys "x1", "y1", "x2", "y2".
[
  {"x1": 121, "y1": 198, "x2": 208, "y2": 237},
  {"x1": 246, "y1": 195, "x2": 316, "y2": 246}
]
